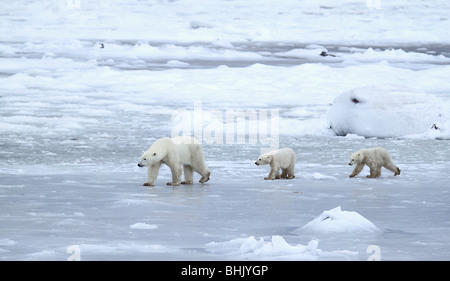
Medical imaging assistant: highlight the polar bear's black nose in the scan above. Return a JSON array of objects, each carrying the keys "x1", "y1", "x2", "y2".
[
  {"x1": 138, "y1": 163, "x2": 143, "y2": 167},
  {"x1": 255, "y1": 162, "x2": 259, "y2": 165}
]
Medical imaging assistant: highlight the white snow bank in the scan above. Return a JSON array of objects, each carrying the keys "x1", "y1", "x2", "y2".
[
  {"x1": 2, "y1": 0, "x2": 450, "y2": 45},
  {"x1": 311, "y1": 172, "x2": 336, "y2": 180},
  {"x1": 274, "y1": 45, "x2": 328, "y2": 59},
  {"x1": 91, "y1": 42, "x2": 262, "y2": 61},
  {"x1": 342, "y1": 48, "x2": 450, "y2": 64},
  {"x1": 205, "y1": 235, "x2": 357, "y2": 260},
  {"x1": 129, "y1": 223, "x2": 158, "y2": 230},
  {"x1": 301, "y1": 206, "x2": 380, "y2": 234},
  {"x1": 406, "y1": 121, "x2": 450, "y2": 140},
  {"x1": 2, "y1": 59, "x2": 450, "y2": 140},
  {"x1": 274, "y1": 47, "x2": 450, "y2": 65},
  {"x1": 328, "y1": 86, "x2": 448, "y2": 138}
]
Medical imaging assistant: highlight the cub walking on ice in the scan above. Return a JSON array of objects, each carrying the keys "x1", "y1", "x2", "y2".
[
  {"x1": 255, "y1": 147, "x2": 296, "y2": 180},
  {"x1": 349, "y1": 147, "x2": 401, "y2": 178}
]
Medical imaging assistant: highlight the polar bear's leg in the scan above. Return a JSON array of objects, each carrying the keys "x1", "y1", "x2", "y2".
[
  {"x1": 383, "y1": 159, "x2": 401, "y2": 176},
  {"x1": 181, "y1": 165, "x2": 194, "y2": 184},
  {"x1": 194, "y1": 161, "x2": 211, "y2": 183},
  {"x1": 349, "y1": 163, "x2": 364, "y2": 178},
  {"x1": 191, "y1": 152, "x2": 210, "y2": 183},
  {"x1": 367, "y1": 164, "x2": 379, "y2": 178},
  {"x1": 264, "y1": 170, "x2": 275, "y2": 180},
  {"x1": 167, "y1": 165, "x2": 182, "y2": 186},
  {"x1": 286, "y1": 162, "x2": 295, "y2": 179},
  {"x1": 375, "y1": 165, "x2": 382, "y2": 177},
  {"x1": 194, "y1": 165, "x2": 210, "y2": 183},
  {"x1": 144, "y1": 161, "x2": 162, "y2": 186},
  {"x1": 198, "y1": 169, "x2": 210, "y2": 183},
  {"x1": 270, "y1": 168, "x2": 281, "y2": 179},
  {"x1": 280, "y1": 168, "x2": 288, "y2": 179},
  {"x1": 274, "y1": 164, "x2": 281, "y2": 179},
  {"x1": 265, "y1": 164, "x2": 279, "y2": 180}
]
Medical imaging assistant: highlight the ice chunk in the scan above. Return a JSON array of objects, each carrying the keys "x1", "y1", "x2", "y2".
[
  {"x1": 312, "y1": 172, "x2": 336, "y2": 180},
  {"x1": 205, "y1": 235, "x2": 357, "y2": 260},
  {"x1": 129, "y1": 223, "x2": 158, "y2": 230},
  {"x1": 302, "y1": 206, "x2": 380, "y2": 234}
]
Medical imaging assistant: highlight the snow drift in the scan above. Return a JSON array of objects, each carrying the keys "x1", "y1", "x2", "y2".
[
  {"x1": 301, "y1": 206, "x2": 380, "y2": 234},
  {"x1": 328, "y1": 86, "x2": 447, "y2": 138}
]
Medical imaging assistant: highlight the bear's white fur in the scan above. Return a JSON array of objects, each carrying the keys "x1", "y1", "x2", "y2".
[
  {"x1": 138, "y1": 136, "x2": 210, "y2": 186},
  {"x1": 349, "y1": 147, "x2": 401, "y2": 178},
  {"x1": 255, "y1": 147, "x2": 296, "y2": 180}
]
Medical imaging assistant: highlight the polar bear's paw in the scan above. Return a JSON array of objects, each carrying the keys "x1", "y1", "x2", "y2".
[
  {"x1": 181, "y1": 180, "x2": 193, "y2": 185},
  {"x1": 199, "y1": 178, "x2": 210, "y2": 183},
  {"x1": 143, "y1": 182, "x2": 154, "y2": 186},
  {"x1": 199, "y1": 171, "x2": 210, "y2": 183},
  {"x1": 167, "y1": 182, "x2": 181, "y2": 186}
]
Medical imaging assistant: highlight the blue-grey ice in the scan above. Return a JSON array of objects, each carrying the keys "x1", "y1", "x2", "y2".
[{"x1": 1, "y1": 0, "x2": 450, "y2": 260}]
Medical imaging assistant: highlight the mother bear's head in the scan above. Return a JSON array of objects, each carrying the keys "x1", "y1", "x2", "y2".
[{"x1": 137, "y1": 138, "x2": 170, "y2": 167}]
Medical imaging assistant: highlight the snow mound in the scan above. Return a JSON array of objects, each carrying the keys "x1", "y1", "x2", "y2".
[
  {"x1": 311, "y1": 172, "x2": 336, "y2": 180},
  {"x1": 205, "y1": 235, "x2": 357, "y2": 260},
  {"x1": 328, "y1": 86, "x2": 447, "y2": 138},
  {"x1": 302, "y1": 206, "x2": 380, "y2": 234},
  {"x1": 129, "y1": 223, "x2": 158, "y2": 230}
]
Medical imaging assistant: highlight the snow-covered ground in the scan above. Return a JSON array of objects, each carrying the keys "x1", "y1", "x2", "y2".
[{"x1": 1, "y1": 0, "x2": 450, "y2": 260}]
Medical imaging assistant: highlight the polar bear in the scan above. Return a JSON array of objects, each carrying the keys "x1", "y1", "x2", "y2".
[
  {"x1": 138, "y1": 136, "x2": 210, "y2": 186},
  {"x1": 255, "y1": 147, "x2": 296, "y2": 180},
  {"x1": 349, "y1": 147, "x2": 401, "y2": 178}
]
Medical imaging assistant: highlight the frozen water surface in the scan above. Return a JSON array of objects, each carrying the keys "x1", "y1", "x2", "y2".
[{"x1": 1, "y1": 0, "x2": 450, "y2": 260}]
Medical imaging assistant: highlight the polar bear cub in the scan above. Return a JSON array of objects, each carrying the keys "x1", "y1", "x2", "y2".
[
  {"x1": 255, "y1": 147, "x2": 296, "y2": 180},
  {"x1": 138, "y1": 136, "x2": 210, "y2": 186},
  {"x1": 349, "y1": 147, "x2": 401, "y2": 178}
]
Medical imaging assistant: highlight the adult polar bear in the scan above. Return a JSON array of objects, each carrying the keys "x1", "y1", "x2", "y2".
[
  {"x1": 349, "y1": 147, "x2": 401, "y2": 178},
  {"x1": 138, "y1": 136, "x2": 210, "y2": 186}
]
